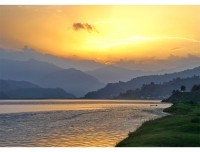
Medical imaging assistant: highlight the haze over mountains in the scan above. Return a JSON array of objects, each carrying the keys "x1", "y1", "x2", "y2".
[
  {"x1": 1, "y1": 47, "x2": 200, "y2": 99},
  {"x1": 38, "y1": 68, "x2": 104, "y2": 97},
  {"x1": 0, "y1": 47, "x2": 103, "y2": 71},
  {"x1": 0, "y1": 58, "x2": 104, "y2": 97},
  {"x1": 86, "y1": 65, "x2": 150, "y2": 83},
  {"x1": 1, "y1": 47, "x2": 200, "y2": 83},
  {"x1": 0, "y1": 47, "x2": 150, "y2": 83},
  {"x1": 0, "y1": 58, "x2": 60, "y2": 82}
]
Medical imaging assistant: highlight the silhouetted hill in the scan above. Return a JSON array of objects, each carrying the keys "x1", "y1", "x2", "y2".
[
  {"x1": 84, "y1": 66, "x2": 200, "y2": 99},
  {"x1": 0, "y1": 79, "x2": 39, "y2": 91},
  {"x1": 6, "y1": 88, "x2": 75, "y2": 99},
  {"x1": 0, "y1": 80, "x2": 75, "y2": 99},
  {"x1": 39, "y1": 68, "x2": 105, "y2": 97},
  {"x1": 116, "y1": 76, "x2": 200, "y2": 99},
  {"x1": 162, "y1": 84, "x2": 200, "y2": 103},
  {"x1": 86, "y1": 65, "x2": 149, "y2": 83},
  {"x1": 0, "y1": 58, "x2": 60, "y2": 82},
  {"x1": 0, "y1": 58, "x2": 104, "y2": 97}
]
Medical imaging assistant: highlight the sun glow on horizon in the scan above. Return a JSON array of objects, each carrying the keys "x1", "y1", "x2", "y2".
[{"x1": 0, "y1": 5, "x2": 200, "y2": 63}]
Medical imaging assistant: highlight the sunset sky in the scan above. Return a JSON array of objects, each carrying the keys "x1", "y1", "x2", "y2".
[{"x1": 0, "y1": 5, "x2": 200, "y2": 64}]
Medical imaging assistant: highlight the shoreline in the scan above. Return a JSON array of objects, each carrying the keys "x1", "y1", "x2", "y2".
[{"x1": 116, "y1": 102, "x2": 200, "y2": 147}]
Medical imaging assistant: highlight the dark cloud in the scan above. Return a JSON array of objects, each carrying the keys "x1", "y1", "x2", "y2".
[
  {"x1": 73, "y1": 23, "x2": 85, "y2": 31},
  {"x1": 72, "y1": 22, "x2": 98, "y2": 33}
]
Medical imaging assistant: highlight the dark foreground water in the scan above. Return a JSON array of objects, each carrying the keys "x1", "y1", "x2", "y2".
[{"x1": 0, "y1": 100, "x2": 171, "y2": 147}]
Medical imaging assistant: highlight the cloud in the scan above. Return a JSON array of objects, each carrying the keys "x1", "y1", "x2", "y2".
[
  {"x1": 72, "y1": 22, "x2": 99, "y2": 33},
  {"x1": 170, "y1": 47, "x2": 183, "y2": 51},
  {"x1": 157, "y1": 36, "x2": 200, "y2": 43},
  {"x1": 114, "y1": 54, "x2": 200, "y2": 72}
]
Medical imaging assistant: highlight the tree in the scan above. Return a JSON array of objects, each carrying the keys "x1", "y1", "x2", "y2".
[
  {"x1": 181, "y1": 85, "x2": 186, "y2": 92},
  {"x1": 172, "y1": 90, "x2": 176, "y2": 94},
  {"x1": 191, "y1": 84, "x2": 200, "y2": 92},
  {"x1": 150, "y1": 82, "x2": 155, "y2": 85}
]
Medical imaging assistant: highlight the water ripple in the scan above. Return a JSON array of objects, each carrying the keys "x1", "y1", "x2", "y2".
[{"x1": 0, "y1": 100, "x2": 171, "y2": 147}]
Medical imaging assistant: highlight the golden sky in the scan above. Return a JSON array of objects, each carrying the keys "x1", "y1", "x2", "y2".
[{"x1": 0, "y1": 5, "x2": 200, "y2": 63}]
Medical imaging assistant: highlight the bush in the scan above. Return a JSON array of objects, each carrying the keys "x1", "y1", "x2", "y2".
[{"x1": 190, "y1": 117, "x2": 200, "y2": 123}]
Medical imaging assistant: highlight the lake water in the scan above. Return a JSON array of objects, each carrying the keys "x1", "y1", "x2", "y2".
[{"x1": 0, "y1": 100, "x2": 171, "y2": 147}]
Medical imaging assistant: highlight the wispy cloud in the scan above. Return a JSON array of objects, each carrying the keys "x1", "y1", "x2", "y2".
[
  {"x1": 155, "y1": 36, "x2": 200, "y2": 43},
  {"x1": 126, "y1": 36, "x2": 200, "y2": 43},
  {"x1": 170, "y1": 47, "x2": 183, "y2": 51}
]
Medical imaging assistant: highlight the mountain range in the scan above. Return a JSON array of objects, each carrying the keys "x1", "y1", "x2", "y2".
[
  {"x1": 0, "y1": 47, "x2": 152, "y2": 83},
  {"x1": 116, "y1": 76, "x2": 200, "y2": 100},
  {"x1": 1, "y1": 47, "x2": 200, "y2": 99},
  {"x1": 84, "y1": 66, "x2": 200, "y2": 99},
  {"x1": 38, "y1": 68, "x2": 104, "y2": 97},
  {"x1": 0, "y1": 79, "x2": 75, "y2": 99},
  {"x1": 86, "y1": 65, "x2": 150, "y2": 83},
  {"x1": 0, "y1": 58, "x2": 104, "y2": 97},
  {"x1": 1, "y1": 47, "x2": 200, "y2": 84},
  {"x1": 0, "y1": 47, "x2": 103, "y2": 71}
]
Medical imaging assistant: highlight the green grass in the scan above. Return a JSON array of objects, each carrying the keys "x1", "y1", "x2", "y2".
[{"x1": 116, "y1": 103, "x2": 200, "y2": 147}]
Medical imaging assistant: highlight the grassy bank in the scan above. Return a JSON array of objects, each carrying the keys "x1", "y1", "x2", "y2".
[{"x1": 116, "y1": 102, "x2": 200, "y2": 147}]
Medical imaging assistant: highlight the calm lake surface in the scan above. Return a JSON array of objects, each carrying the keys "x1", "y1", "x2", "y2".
[{"x1": 0, "y1": 100, "x2": 171, "y2": 147}]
